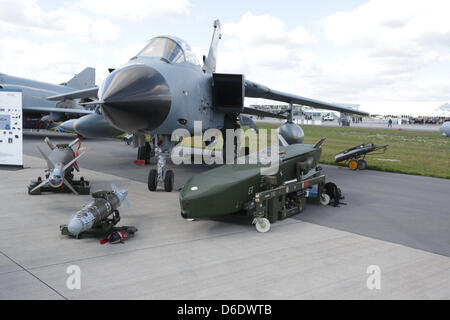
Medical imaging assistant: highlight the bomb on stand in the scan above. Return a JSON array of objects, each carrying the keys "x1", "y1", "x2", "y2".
[{"x1": 60, "y1": 184, "x2": 137, "y2": 239}]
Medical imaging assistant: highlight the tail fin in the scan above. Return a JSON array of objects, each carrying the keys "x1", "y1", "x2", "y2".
[
  {"x1": 63, "y1": 152, "x2": 85, "y2": 172},
  {"x1": 44, "y1": 137, "x2": 55, "y2": 150},
  {"x1": 111, "y1": 184, "x2": 130, "y2": 207},
  {"x1": 37, "y1": 146, "x2": 55, "y2": 169},
  {"x1": 66, "y1": 67, "x2": 95, "y2": 89},
  {"x1": 202, "y1": 20, "x2": 222, "y2": 74},
  {"x1": 314, "y1": 138, "x2": 326, "y2": 149}
]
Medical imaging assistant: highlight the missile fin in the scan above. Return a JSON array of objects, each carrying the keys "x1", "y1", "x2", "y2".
[
  {"x1": 63, "y1": 177, "x2": 79, "y2": 195},
  {"x1": 37, "y1": 146, "x2": 55, "y2": 169},
  {"x1": 31, "y1": 177, "x2": 50, "y2": 193},
  {"x1": 63, "y1": 152, "x2": 85, "y2": 172}
]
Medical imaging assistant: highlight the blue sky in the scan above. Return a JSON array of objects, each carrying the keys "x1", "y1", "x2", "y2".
[{"x1": 1, "y1": 0, "x2": 450, "y2": 115}]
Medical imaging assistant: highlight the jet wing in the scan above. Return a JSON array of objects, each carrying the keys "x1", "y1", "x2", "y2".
[
  {"x1": 24, "y1": 106, "x2": 93, "y2": 115},
  {"x1": 242, "y1": 107, "x2": 287, "y2": 119},
  {"x1": 47, "y1": 87, "x2": 99, "y2": 101},
  {"x1": 245, "y1": 80, "x2": 369, "y2": 116}
]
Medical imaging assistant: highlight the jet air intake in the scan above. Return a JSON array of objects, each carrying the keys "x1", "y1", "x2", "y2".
[{"x1": 99, "y1": 64, "x2": 171, "y2": 132}]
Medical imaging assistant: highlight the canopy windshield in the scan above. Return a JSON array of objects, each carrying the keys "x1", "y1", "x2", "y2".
[{"x1": 137, "y1": 36, "x2": 199, "y2": 66}]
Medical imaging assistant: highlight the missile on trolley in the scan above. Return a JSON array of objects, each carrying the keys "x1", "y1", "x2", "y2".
[
  {"x1": 29, "y1": 137, "x2": 87, "y2": 194},
  {"x1": 67, "y1": 184, "x2": 130, "y2": 236},
  {"x1": 179, "y1": 138, "x2": 339, "y2": 232}
]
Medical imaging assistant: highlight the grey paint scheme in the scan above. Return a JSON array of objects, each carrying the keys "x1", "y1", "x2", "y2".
[
  {"x1": 74, "y1": 112, "x2": 123, "y2": 138},
  {"x1": 99, "y1": 56, "x2": 368, "y2": 135},
  {"x1": 131, "y1": 58, "x2": 223, "y2": 135},
  {"x1": 0, "y1": 68, "x2": 95, "y2": 122},
  {"x1": 57, "y1": 24, "x2": 370, "y2": 137},
  {"x1": 440, "y1": 121, "x2": 450, "y2": 137},
  {"x1": 31, "y1": 138, "x2": 85, "y2": 194}
]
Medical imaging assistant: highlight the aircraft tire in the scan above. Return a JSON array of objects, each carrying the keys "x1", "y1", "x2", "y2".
[
  {"x1": 164, "y1": 170, "x2": 174, "y2": 192},
  {"x1": 148, "y1": 169, "x2": 157, "y2": 191},
  {"x1": 357, "y1": 159, "x2": 367, "y2": 170}
]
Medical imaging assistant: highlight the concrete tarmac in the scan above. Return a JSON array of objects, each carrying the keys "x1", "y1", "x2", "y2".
[{"x1": 0, "y1": 131, "x2": 448, "y2": 299}]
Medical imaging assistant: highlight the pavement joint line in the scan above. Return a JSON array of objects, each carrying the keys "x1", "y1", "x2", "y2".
[
  {"x1": 15, "y1": 155, "x2": 450, "y2": 264},
  {"x1": 5, "y1": 209, "x2": 449, "y2": 276},
  {"x1": 0, "y1": 249, "x2": 68, "y2": 300},
  {"x1": 5, "y1": 219, "x2": 308, "y2": 274}
]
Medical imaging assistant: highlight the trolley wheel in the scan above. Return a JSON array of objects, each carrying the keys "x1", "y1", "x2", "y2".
[
  {"x1": 348, "y1": 159, "x2": 358, "y2": 170},
  {"x1": 164, "y1": 170, "x2": 174, "y2": 192},
  {"x1": 253, "y1": 218, "x2": 271, "y2": 233},
  {"x1": 320, "y1": 193, "x2": 331, "y2": 206},
  {"x1": 357, "y1": 159, "x2": 367, "y2": 170},
  {"x1": 148, "y1": 169, "x2": 157, "y2": 191}
]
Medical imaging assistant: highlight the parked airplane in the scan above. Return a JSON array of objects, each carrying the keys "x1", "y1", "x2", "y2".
[
  {"x1": 48, "y1": 20, "x2": 369, "y2": 192},
  {"x1": 0, "y1": 68, "x2": 96, "y2": 129}
]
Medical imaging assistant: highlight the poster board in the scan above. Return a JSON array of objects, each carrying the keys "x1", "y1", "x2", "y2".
[{"x1": 0, "y1": 90, "x2": 23, "y2": 166}]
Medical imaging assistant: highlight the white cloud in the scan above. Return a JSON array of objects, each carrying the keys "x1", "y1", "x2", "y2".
[
  {"x1": 223, "y1": 12, "x2": 315, "y2": 48},
  {"x1": 0, "y1": 0, "x2": 120, "y2": 44},
  {"x1": 0, "y1": 37, "x2": 88, "y2": 83},
  {"x1": 217, "y1": 6, "x2": 450, "y2": 115},
  {"x1": 321, "y1": 0, "x2": 450, "y2": 48},
  {"x1": 77, "y1": 0, "x2": 191, "y2": 21},
  {"x1": 219, "y1": 12, "x2": 316, "y2": 77},
  {"x1": 319, "y1": 0, "x2": 450, "y2": 88}
]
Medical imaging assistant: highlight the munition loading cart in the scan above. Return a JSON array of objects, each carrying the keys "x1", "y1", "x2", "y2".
[
  {"x1": 60, "y1": 189, "x2": 137, "y2": 239},
  {"x1": 60, "y1": 210, "x2": 138, "y2": 239},
  {"x1": 28, "y1": 173, "x2": 91, "y2": 195},
  {"x1": 334, "y1": 143, "x2": 388, "y2": 171},
  {"x1": 245, "y1": 170, "x2": 331, "y2": 233}
]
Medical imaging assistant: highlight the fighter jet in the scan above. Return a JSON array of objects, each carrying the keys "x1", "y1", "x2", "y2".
[
  {"x1": 0, "y1": 68, "x2": 96, "y2": 129},
  {"x1": 30, "y1": 137, "x2": 85, "y2": 194},
  {"x1": 53, "y1": 20, "x2": 369, "y2": 192}
]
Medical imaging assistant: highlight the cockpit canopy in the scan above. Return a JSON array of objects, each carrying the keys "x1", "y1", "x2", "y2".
[{"x1": 136, "y1": 36, "x2": 200, "y2": 66}]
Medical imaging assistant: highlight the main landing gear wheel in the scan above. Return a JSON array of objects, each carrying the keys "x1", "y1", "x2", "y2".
[
  {"x1": 253, "y1": 217, "x2": 271, "y2": 233},
  {"x1": 357, "y1": 159, "x2": 367, "y2": 170},
  {"x1": 348, "y1": 159, "x2": 358, "y2": 170},
  {"x1": 148, "y1": 169, "x2": 157, "y2": 191},
  {"x1": 164, "y1": 170, "x2": 174, "y2": 192},
  {"x1": 320, "y1": 193, "x2": 331, "y2": 206}
]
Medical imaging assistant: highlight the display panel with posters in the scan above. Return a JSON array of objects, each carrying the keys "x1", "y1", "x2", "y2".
[{"x1": 0, "y1": 90, "x2": 23, "y2": 167}]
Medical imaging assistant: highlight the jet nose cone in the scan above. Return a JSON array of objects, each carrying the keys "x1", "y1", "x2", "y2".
[{"x1": 99, "y1": 64, "x2": 171, "y2": 132}]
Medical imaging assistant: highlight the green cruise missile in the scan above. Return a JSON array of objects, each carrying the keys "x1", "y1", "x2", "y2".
[{"x1": 179, "y1": 139, "x2": 335, "y2": 232}]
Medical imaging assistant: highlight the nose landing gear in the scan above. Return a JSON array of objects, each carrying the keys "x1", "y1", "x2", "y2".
[{"x1": 147, "y1": 137, "x2": 175, "y2": 192}]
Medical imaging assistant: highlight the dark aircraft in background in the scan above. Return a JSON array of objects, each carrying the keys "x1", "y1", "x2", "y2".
[
  {"x1": 51, "y1": 20, "x2": 368, "y2": 192},
  {"x1": 0, "y1": 68, "x2": 96, "y2": 129}
]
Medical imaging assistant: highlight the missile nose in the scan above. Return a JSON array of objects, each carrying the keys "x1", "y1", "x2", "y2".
[
  {"x1": 99, "y1": 64, "x2": 171, "y2": 132},
  {"x1": 68, "y1": 218, "x2": 83, "y2": 236}
]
